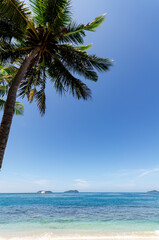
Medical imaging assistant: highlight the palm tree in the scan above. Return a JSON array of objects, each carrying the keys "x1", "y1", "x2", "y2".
[
  {"x1": 0, "y1": 0, "x2": 112, "y2": 168},
  {"x1": 0, "y1": 65, "x2": 24, "y2": 115}
]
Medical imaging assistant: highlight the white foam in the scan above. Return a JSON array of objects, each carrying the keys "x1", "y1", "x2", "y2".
[{"x1": 1, "y1": 233, "x2": 159, "y2": 240}]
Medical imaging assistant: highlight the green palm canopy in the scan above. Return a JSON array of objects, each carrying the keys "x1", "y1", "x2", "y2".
[
  {"x1": 0, "y1": 65, "x2": 24, "y2": 115},
  {"x1": 0, "y1": 0, "x2": 112, "y2": 168}
]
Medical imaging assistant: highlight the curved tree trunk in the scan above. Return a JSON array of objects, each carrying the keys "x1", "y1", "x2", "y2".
[{"x1": 0, "y1": 48, "x2": 40, "y2": 169}]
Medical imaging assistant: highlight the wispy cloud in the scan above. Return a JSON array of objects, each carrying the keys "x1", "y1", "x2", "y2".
[
  {"x1": 73, "y1": 179, "x2": 90, "y2": 189},
  {"x1": 139, "y1": 168, "x2": 159, "y2": 177},
  {"x1": 117, "y1": 168, "x2": 159, "y2": 178}
]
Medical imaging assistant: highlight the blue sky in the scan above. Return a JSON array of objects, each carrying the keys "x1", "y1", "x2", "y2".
[{"x1": 1, "y1": 0, "x2": 159, "y2": 192}]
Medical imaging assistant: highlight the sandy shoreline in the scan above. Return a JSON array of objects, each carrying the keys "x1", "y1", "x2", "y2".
[{"x1": 1, "y1": 232, "x2": 159, "y2": 240}]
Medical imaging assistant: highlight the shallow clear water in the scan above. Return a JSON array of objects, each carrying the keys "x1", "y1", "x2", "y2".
[{"x1": 0, "y1": 192, "x2": 159, "y2": 237}]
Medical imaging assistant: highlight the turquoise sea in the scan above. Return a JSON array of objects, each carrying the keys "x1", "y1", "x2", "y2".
[{"x1": 1, "y1": 192, "x2": 159, "y2": 239}]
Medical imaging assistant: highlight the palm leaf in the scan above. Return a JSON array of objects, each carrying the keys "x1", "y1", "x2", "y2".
[
  {"x1": 0, "y1": 42, "x2": 32, "y2": 64},
  {"x1": 0, "y1": 64, "x2": 18, "y2": 93},
  {"x1": 29, "y1": 0, "x2": 46, "y2": 26},
  {"x1": 0, "y1": 19, "x2": 24, "y2": 42},
  {"x1": 0, "y1": 0, "x2": 39, "y2": 39},
  {"x1": 0, "y1": 0, "x2": 31, "y2": 30},
  {"x1": 87, "y1": 55, "x2": 113, "y2": 72},
  {"x1": 48, "y1": 58, "x2": 91, "y2": 100},
  {"x1": 73, "y1": 44, "x2": 92, "y2": 51},
  {"x1": 18, "y1": 59, "x2": 41, "y2": 99},
  {"x1": 0, "y1": 64, "x2": 24, "y2": 115},
  {"x1": 58, "y1": 44, "x2": 112, "y2": 75},
  {"x1": 84, "y1": 14, "x2": 106, "y2": 32},
  {"x1": 35, "y1": 61, "x2": 46, "y2": 115},
  {"x1": 0, "y1": 85, "x2": 7, "y2": 96},
  {"x1": 19, "y1": 72, "x2": 36, "y2": 99},
  {"x1": 0, "y1": 65, "x2": 18, "y2": 75},
  {"x1": 0, "y1": 98, "x2": 24, "y2": 115},
  {"x1": 59, "y1": 22, "x2": 85, "y2": 44},
  {"x1": 19, "y1": 60, "x2": 46, "y2": 115},
  {"x1": 0, "y1": 64, "x2": 18, "y2": 96},
  {"x1": 35, "y1": 85, "x2": 46, "y2": 115},
  {"x1": 0, "y1": 98, "x2": 5, "y2": 111},
  {"x1": 14, "y1": 101, "x2": 24, "y2": 115},
  {"x1": 45, "y1": 0, "x2": 69, "y2": 29},
  {"x1": 30, "y1": 0, "x2": 71, "y2": 28},
  {"x1": 63, "y1": 14, "x2": 106, "y2": 40}
]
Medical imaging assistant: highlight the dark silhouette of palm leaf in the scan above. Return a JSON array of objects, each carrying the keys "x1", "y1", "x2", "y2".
[
  {"x1": 0, "y1": 0, "x2": 31, "y2": 30},
  {"x1": 48, "y1": 59, "x2": 91, "y2": 100}
]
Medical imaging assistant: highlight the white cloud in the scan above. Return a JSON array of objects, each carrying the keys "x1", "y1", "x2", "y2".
[{"x1": 139, "y1": 168, "x2": 159, "y2": 177}]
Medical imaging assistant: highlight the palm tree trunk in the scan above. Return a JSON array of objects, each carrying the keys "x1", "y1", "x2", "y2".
[{"x1": 0, "y1": 47, "x2": 40, "y2": 169}]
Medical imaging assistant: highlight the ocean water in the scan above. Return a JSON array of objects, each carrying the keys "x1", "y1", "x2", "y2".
[{"x1": 0, "y1": 192, "x2": 159, "y2": 239}]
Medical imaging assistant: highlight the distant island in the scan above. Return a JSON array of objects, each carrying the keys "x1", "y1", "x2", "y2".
[
  {"x1": 64, "y1": 190, "x2": 79, "y2": 193},
  {"x1": 37, "y1": 190, "x2": 53, "y2": 194},
  {"x1": 147, "y1": 190, "x2": 159, "y2": 193}
]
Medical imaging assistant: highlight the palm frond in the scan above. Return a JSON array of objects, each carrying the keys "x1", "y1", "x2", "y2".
[
  {"x1": 18, "y1": 56, "x2": 39, "y2": 99},
  {"x1": 35, "y1": 82, "x2": 46, "y2": 115},
  {"x1": 0, "y1": 85, "x2": 7, "y2": 96},
  {"x1": 48, "y1": 58, "x2": 91, "y2": 100},
  {"x1": 46, "y1": 0, "x2": 70, "y2": 29},
  {"x1": 84, "y1": 14, "x2": 106, "y2": 32},
  {"x1": 0, "y1": 65, "x2": 18, "y2": 76},
  {"x1": 30, "y1": 0, "x2": 71, "y2": 29},
  {"x1": 14, "y1": 101, "x2": 24, "y2": 115},
  {"x1": 19, "y1": 78, "x2": 33, "y2": 99},
  {"x1": 0, "y1": 64, "x2": 18, "y2": 96},
  {"x1": 0, "y1": 0, "x2": 31, "y2": 30},
  {"x1": 59, "y1": 22, "x2": 85, "y2": 44},
  {"x1": 73, "y1": 44, "x2": 92, "y2": 51},
  {"x1": 0, "y1": 42, "x2": 32, "y2": 64},
  {"x1": 19, "y1": 72, "x2": 36, "y2": 99},
  {"x1": 0, "y1": 98, "x2": 5, "y2": 111},
  {"x1": 19, "y1": 60, "x2": 46, "y2": 114},
  {"x1": 58, "y1": 45, "x2": 112, "y2": 76},
  {"x1": 61, "y1": 0, "x2": 72, "y2": 26},
  {"x1": 0, "y1": 64, "x2": 18, "y2": 92},
  {"x1": 87, "y1": 55, "x2": 113, "y2": 72},
  {"x1": 29, "y1": 0, "x2": 46, "y2": 26},
  {"x1": 35, "y1": 61, "x2": 46, "y2": 115},
  {"x1": 18, "y1": 57, "x2": 46, "y2": 114},
  {"x1": 35, "y1": 87, "x2": 46, "y2": 115},
  {"x1": 62, "y1": 14, "x2": 106, "y2": 41},
  {"x1": 0, "y1": 98, "x2": 24, "y2": 115},
  {"x1": 18, "y1": 63, "x2": 39, "y2": 99},
  {"x1": 0, "y1": 19, "x2": 25, "y2": 42}
]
